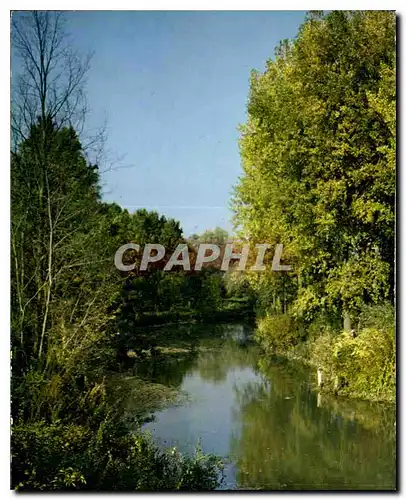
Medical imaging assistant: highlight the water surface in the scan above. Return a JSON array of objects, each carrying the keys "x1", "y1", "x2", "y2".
[{"x1": 137, "y1": 323, "x2": 396, "y2": 490}]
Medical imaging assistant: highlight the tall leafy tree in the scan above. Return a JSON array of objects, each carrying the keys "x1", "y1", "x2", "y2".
[
  {"x1": 11, "y1": 12, "x2": 120, "y2": 414},
  {"x1": 233, "y1": 10, "x2": 396, "y2": 326}
]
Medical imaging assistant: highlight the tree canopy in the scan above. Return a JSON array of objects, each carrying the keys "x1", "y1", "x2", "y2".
[{"x1": 233, "y1": 10, "x2": 396, "y2": 323}]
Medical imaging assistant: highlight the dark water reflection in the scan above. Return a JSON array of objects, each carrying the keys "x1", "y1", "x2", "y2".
[{"x1": 138, "y1": 323, "x2": 396, "y2": 490}]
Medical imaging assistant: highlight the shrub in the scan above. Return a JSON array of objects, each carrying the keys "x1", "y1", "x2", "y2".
[
  {"x1": 258, "y1": 303, "x2": 396, "y2": 402},
  {"x1": 11, "y1": 420, "x2": 224, "y2": 491},
  {"x1": 331, "y1": 327, "x2": 395, "y2": 401},
  {"x1": 255, "y1": 314, "x2": 306, "y2": 353},
  {"x1": 358, "y1": 302, "x2": 395, "y2": 333},
  {"x1": 310, "y1": 304, "x2": 395, "y2": 402}
]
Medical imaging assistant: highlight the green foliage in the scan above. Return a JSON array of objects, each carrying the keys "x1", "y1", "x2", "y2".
[
  {"x1": 195, "y1": 270, "x2": 224, "y2": 314},
  {"x1": 12, "y1": 420, "x2": 223, "y2": 491},
  {"x1": 305, "y1": 310, "x2": 342, "y2": 341},
  {"x1": 233, "y1": 356, "x2": 396, "y2": 490},
  {"x1": 113, "y1": 216, "x2": 234, "y2": 341},
  {"x1": 358, "y1": 301, "x2": 395, "y2": 331},
  {"x1": 232, "y1": 10, "x2": 395, "y2": 403},
  {"x1": 310, "y1": 303, "x2": 395, "y2": 401},
  {"x1": 255, "y1": 314, "x2": 306, "y2": 352},
  {"x1": 224, "y1": 271, "x2": 255, "y2": 303},
  {"x1": 189, "y1": 227, "x2": 230, "y2": 246},
  {"x1": 119, "y1": 268, "x2": 227, "y2": 336},
  {"x1": 255, "y1": 303, "x2": 395, "y2": 402},
  {"x1": 233, "y1": 10, "x2": 395, "y2": 321},
  {"x1": 129, "y1": 208, "x2": 183, "y2": 249},
  {"x1": 10, "y1": 117, "x2": 225, "y2": 492},
  {"x1": 11, "y1": 11, "x2": 227, "y2": 490},
  {"x1": 11, "y1": 117, "x2": 126, "y2": 384},
  {"x1": 12, "y1": 9, "x2": 396, "y2": 490},
  {"x1": 311, "y1": 328, "x2": 395, "y2": 402}
]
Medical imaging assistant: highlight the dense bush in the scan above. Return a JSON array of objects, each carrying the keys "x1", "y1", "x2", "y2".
[
  {"x1": 358, "y1": 302, "x2": 395, "y2": 332},
  {"x1": 11, "y1": 419, "x2": 223, "y2": 491},
  {"x1": 255, "y1": 314, "x2": 306, "y2": 352},
  {"x1": 310, "y1": 327, "x2": 395, "y2": 402},
  {"x1": 310, "y1": 304, "x2": 395, "y2": 401},
  {"x1": 255, "y1": 304, "x2": 395, "y2": 402}
]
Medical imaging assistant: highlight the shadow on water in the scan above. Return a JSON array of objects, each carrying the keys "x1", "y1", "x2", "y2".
[{"x1": 126, "y1": 322, "x2": 395, "y2": 490}]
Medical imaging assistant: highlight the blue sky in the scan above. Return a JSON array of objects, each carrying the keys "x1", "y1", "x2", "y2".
[{"x1": 60, "y1": 12, "x2": 307, "y2": 235}]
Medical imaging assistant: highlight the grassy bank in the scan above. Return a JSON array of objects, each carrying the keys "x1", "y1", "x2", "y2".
[{"x1": 254, "y1": 303, "x2": 395, "y2": 403}]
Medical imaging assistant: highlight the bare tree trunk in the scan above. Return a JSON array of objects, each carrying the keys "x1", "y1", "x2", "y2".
[
  {"x1": 38, "y1": 174, "x2": 53, "y2": 360},
  {"x1": 12, "y1": 11, "x2": 92, "y2": 365},
  {"x1": 343, "y1": 309, "x2": 352, "y2": 332}
]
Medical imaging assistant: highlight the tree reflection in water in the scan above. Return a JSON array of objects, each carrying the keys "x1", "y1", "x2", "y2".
[
  {"x1": 230, "y1": 358, "x2": 396, "y2": 490},
  {"x1": 137, "y1": 323, "x2": 395, "y2": 490}
]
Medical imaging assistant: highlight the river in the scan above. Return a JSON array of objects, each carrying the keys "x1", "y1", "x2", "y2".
[{"x1": 131, "y1": 322, "x2": 396, "y2": 490}]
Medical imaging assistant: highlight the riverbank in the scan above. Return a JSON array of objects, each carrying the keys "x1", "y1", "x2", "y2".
[
  {"x1": 137, "y1": 322, "x2": 396, "y2": 490},
  {"x1": 116, "y1": 321, "x2": 255, "y2": 420},
  {"x1": 254, "y1": 304, "x2": 395, "y2": 403},
  {"x1": 131, "y1": 298, "x2": 254, "y2": 327}
]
